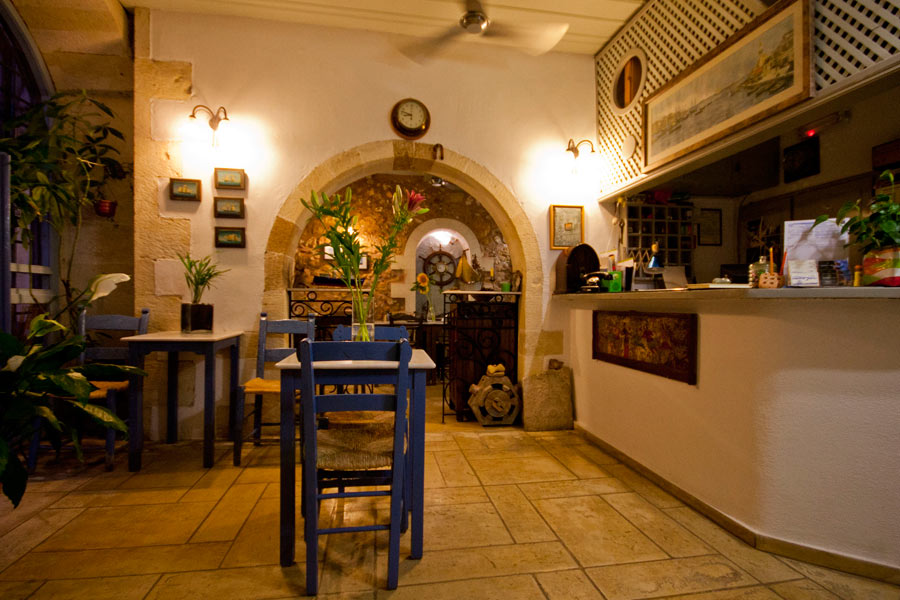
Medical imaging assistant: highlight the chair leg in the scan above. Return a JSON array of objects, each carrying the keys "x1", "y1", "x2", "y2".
[
  {"x1": 105, "y1": 389, "x2": 117, "y2": 471},
  {"x1": 253, "y1": 394, "x2": 263, "y2": 445},
  {"x1": 233, "y1": 387, "x2": 245, "y2": 466},
  {"x1": 303, "y1": 450, "x2": 319, "y2": 595},
  {"x1": 387, "y1": 462, "x2": 405, "y2": 589},
  {"x1": 27, "y1": 416, "x2": 42, "y2": 472}
]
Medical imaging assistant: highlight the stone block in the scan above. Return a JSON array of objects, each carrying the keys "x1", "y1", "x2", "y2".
[{"x1": 522, "y1": 364, "x2": 573, "y2": 432}]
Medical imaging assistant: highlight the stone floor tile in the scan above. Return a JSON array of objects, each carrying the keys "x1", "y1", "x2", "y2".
[
  {"x1": 318, "y1": 511, "x2": 376, "y2": 594},
  {"x1": 518, "y1": 478, "x2": 630, "y2": 500},
  {"x1": 0, "y1": 542, "x2": 230, "y2": 579},
  {"x1": 50, "y1": 488, "x2": 189, "y2": 508},
  {"x1": 375, "y1": 574, "x2": 545, "y2": 599},
  {"x1": 665, "y1": 507, "x2": 801, "y2": 583},
  {"x1": 467, "y1": 455, "x2": 576, "y2": 485},
  {"x1": 606, "y1": 465, "x2": 683, "y2": 509},
  {"x1": 536, "y1": 569, "x2": 605, "y2": 599},
  {"x1": 146, "y1": 565, "x2": 306, "y2": 599},
  {"x1": 423, "y1": 452, "x2": 446, "y2": 489},
  {"x1": 118, "y1": 468, "x2": 206, "y2": 490},
  {"x1": 432, "y1": 450, "x2": 480, "y2": 487},
  {"x1": 485, "y1": 485, "x2": 555, "y2": 544},
  {"x1": 0, "y1": 492, "x2": 65, "y2": 537},
  {"x1": 180, "y1": 466, "x2": 243, "y2": 502},
  {"x1": 662, "y1": 587, "x2": 782, "y2": 599},
  {"x1": 220, "y1": 497, "x2": 320, "y2": 568},
  {"x1": 0, "y1": 579, "x2": 42, "y2": 599},
  {"x1": 768, "y1": 578, "x2": 843, "y2": 599},
  {"x1": 419, "y1": 502, "x2": 513, "y2": 550},
  {"x1": 424, "y1": 486, "x2": 488, "y2": 506},
  {"x1": 424, "y1": 432, "x2": 454, "y2": 442},
  {"x1": 604, "y1": 493, "x2": 711, "y2": 557},
  {"x1": 29, "y1": 574, "x2": 160, "y2": 599},
  {"x1": 35, "y1": 502, "x2": 215, "y2": 551},
  {"x1": 234, "y1": 465, "x2": 280, "y2": 485},
  {"x1": 76, "y1": 471, "x2": 134, "y2": 491},
  {"x1": 377, "y1": 541, "x2": 576, "y2": 586},
  {"x1": 562, "y1": 442, "x2": 619, "y2": 466},
  {"x1": 0, "y1": 508, "x2": 83, "y2": 571},
  {"x1": 449, "y1": 432, "x2": 488, "y2": 450},
  {"x1": 424, "y1": 440, "x2": 460, "y2": 452},
  {"x1": 539, "y1": 443, "x2": 611, "y2": 479},
  {"x1": 777, "y1": 558, "x2": 900, "y2": 599},
  {"x1": 586, "y1": 555, "x2": 759, "y2": 600},
  {"x1": 461, "y1": 445, "x2": 551, "y2": 461},
  {"x1": 478, "y1": 431, "x2": 543, "y2": 450},
  {"x1": 535, "y1": 495, "x2": 666, "y2": 567},
  {"x1": 191, "y1": 483, "x2": 266, "y2": 543},
  {"x1": 22, "y1": 477, "x2": 92, "y2": 494}
]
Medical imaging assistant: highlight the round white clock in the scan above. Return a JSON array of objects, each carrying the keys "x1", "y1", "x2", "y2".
[{"x1": 390, "y1": 98, "x2": 430, "y2": 140}]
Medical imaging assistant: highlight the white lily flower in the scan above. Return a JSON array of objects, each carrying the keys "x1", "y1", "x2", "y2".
[
  {"x1": 85, "y1": 273, "x2": 131, "y2": 304},
  {"x1": 3, "y1": 355, "x2": 25, "y2": 372}
]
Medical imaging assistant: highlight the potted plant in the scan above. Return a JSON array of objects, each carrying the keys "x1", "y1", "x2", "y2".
[
  {"x1": 178, "y1": 253, "x2": 228, "y2": 332},
  {"x1": 812, "y1": 170, "x2": 900, "y2": 286}
]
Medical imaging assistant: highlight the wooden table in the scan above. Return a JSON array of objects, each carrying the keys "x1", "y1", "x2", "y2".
[
  {"x1": 122, "y1": 330, "x2": 241, "y2": 470},
  {"x1": 276, "y1": 348, "x2": 435, "y2": 566}
]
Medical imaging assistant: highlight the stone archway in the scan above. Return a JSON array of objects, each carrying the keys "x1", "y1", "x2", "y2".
[{"x1": 262, "y1": 140, "x2": 542, "y2": 375}]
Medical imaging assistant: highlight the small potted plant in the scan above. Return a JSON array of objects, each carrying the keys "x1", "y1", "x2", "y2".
[
  {"x1": 178, "y1": 253, "x2": 228, "y2": 332},
  {"x1": 812, "y1": 170, "x2": 899, "y2": 286}
]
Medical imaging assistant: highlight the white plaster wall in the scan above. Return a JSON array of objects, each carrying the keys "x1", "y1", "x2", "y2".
[
  {"x1": 564, "y1": 296, "x2": 900, "y2": 569},
  {"x1": 148, "y1": 10, "x2": 603, "y2": 337}
]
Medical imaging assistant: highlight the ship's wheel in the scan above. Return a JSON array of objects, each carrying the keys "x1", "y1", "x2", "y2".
[{"x1": 422, "y1": 250, "x2": 456, "y2": 288}]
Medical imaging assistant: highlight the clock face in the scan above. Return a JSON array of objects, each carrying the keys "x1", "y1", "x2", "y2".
[{"x1": 390, "y1": 98, "x2": 430, "y2": 140}]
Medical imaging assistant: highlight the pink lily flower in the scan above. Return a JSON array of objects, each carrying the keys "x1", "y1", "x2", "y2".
[{"x1": 406, "y1": 190, "x2": 425, "y2": 213}]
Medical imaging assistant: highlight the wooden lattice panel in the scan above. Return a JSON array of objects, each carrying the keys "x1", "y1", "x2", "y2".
[{"x1": 596, "y1": 0, "x2": 900, "y2": 192}]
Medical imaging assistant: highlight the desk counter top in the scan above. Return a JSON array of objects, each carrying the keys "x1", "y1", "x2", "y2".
[
  {"x1": 122, "y1": 330, "x2": 243, "y2": 342},
  {"x1": 554, "y1": 287, "x2": 900, "y2": 305}
]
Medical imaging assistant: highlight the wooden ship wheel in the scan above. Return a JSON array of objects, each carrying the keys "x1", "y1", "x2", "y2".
[{"x1": 422, "y1": 250, "x2": 456, "y2": 288}]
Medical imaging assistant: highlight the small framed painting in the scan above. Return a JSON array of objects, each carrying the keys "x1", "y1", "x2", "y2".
[
  {"x1": 550, "y1": 205, "x2": 584, "y2": 250},
  {"x1": 169, "y1": 178, "x2": 201, "y2": 201},
  {"x1": 215, "y1": 226, "x2": 246, "y2": 248},
  {"x1": 214, "y1": 197, "x2": 245, "y2": 219},
  {"x1": 359, "y1": 254, "x2": 369, "y2": 272},
  {"x1": 214, "y1": 168, "x2": 246, "y2": 190},
  {"x1": 698, "y1": 208, "x2": 722, "y2": 246}
]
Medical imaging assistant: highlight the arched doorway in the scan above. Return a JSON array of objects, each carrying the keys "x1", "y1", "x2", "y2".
[{"x1": 262, "y1": 140, "x2": 542, "y2": 376}]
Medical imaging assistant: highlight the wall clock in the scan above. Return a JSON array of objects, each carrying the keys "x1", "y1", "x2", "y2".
[{"x1": 390, "y1": 98, "x2": 430, "y2": 140}]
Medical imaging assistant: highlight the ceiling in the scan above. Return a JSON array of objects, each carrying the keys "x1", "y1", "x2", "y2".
[{"x1": 119, "y1": 0, "x2": 645, "y2": 55}]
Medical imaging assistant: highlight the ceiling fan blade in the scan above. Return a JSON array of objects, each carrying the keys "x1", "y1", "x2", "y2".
[
  {"x1": 400, "y1": 25, "x2": 466, "y2": 63},
  {"x1": 482, "y1": 21, "x2": 569, "y2": 55}
]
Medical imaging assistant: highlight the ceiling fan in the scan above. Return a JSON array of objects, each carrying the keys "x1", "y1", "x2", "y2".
[{"x1": 402, "y1": 0, "x2": 569, "y2": 62}]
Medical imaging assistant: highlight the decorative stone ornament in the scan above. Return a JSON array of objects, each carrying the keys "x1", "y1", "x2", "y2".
[{"x1": 468, "y1": 364, "x2": 520, "y2": 426}]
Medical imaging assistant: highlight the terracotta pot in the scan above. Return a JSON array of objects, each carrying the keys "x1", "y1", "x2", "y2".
[
  {"x1": 181, "y1": 303, "x2": 214, "y2": 332},
  {"x1": 94, "y1": 199, "x2": 118, "y2": 218},
  {"x1": 862, "y1": 246, "x2": 900, "y2": 286}
]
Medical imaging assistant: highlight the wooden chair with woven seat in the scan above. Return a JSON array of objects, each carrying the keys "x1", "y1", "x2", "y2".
[
  {"x1": 297, "y1": 337, "x2": 412, "y2": 594},
  {"x1": 233, "y1": 312, "x2": 314, "y2": 466},
  {"x1": 27, "y1": 308, "x2": 150, "y2": 472}
]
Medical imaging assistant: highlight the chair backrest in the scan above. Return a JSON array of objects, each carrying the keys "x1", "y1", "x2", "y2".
[
  {"x1": 332, "y1": 324, "x2": 409, "y2": 342},
  {"x1": 297, "y1": 337, "x2": 411, "y2": 455},
  {"x1": 79, "y1": 308, "x2": 150, "y2": 364},
  {"x1": 256, "y1": 312, "x2": 315, "y2": 377}
]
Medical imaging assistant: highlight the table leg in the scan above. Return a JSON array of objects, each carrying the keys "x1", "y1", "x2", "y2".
[
  {"x1": 128, "y1": 349, "x2": 145, "y2": 472},
  {"x1": 166, "y1": 351, "x2": 178, "y2": 444},
  {"x1": 410, "y1": 369, "x2": 425, "y2": 559},
  {"x1": 228, "y1": 338, "x2": 239, "y2": 441},
  {"x1": 280, "y1": 370, "x2": 297, "y2": 566},
  {"x1": 203, "y1": 348, "x2": 216, "y2": 468}
]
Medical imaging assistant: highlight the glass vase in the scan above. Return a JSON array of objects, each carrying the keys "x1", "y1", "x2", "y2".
[{"x1": 351, "y1": 295, "x2": 374, "y2": 341}]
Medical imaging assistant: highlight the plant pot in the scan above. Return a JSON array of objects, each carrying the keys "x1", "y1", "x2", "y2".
[
  {"x1": 181, "y1": 303, "x2": 214, "y2": 333},
  {"x1": 94, "y1": 199, "x2": 118, "y2": 218},
  {"x1": 862, "y1": 246, "x2": 900, "y2": 286}
]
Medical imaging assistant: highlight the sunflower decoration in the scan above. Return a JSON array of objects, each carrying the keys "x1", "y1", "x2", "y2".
[{"x1": 410, "y1": 272, "x2": 431, "y2": 294}]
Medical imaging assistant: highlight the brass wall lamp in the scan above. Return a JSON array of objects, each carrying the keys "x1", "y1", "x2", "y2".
[
  {"x1": 188, "y1": 104, "x2": 230, "y2": 145},
  {"x1": 566, "y1": 138, "x2": 595, "y2": 159}
]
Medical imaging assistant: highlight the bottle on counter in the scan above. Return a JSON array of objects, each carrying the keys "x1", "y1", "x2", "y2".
[
  {"x1": 853, "y1": 265, "x2": 863, "y2": 287},
  {"x1": 748, "y1": 256, "x2": 769, "y2": 288}
]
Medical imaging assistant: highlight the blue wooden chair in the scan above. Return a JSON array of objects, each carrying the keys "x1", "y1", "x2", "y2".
[
  {"x1": 297, "y1": 338, "x2": 411, "y2": 594},
  {"x1": 233, "y1": 313, "x2": 314, "y2": 466},
  {"x1": 28, "y1": 308, "x2": 150, "y2": 471}
]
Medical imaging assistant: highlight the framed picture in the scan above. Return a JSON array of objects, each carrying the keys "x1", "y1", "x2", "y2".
[
  {"x1": 215, "y1": 226, "x2": 246, "y2": 248},
  {"x1": 323, "y1": 245, "x2": 335, "y2": 261},
  {"x1": 214, "y1": 167, "x2": 246, "y2": 190},
  {"x1": 697, "y1": 208, "x2": 722, "y2": 246},
  {"x1": 643, "y1": 0, "x2": 810, "y2": 171},
  {"x1": 549, "y1": 205, "x2": 584, "y2": 250},
  {"x1": 359, "y1": 254, "x2": 369, "y2": 271},
  {"x1": 214, "y1": 197, "x2": 245, "y2": 219},
  {"x1": 169, "y1": 178, "x2": 201, "y2": 201}
]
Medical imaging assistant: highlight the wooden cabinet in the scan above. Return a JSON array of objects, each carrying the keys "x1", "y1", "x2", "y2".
[{"x1": 623, "y1": 201, "x2": 694, "y2": 279}]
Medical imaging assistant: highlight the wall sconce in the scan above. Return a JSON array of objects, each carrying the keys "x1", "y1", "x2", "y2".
[
  {"x1": 187, "y1": 104, "x2": 230, "y2": 145},
  {"x1": 566, "y1": 138, "x2": 595, "y2": 159}
]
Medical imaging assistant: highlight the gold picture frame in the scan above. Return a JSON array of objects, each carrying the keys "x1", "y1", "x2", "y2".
[{"x1": 549, "y1": 205, "x2": 584, "y2": 250}]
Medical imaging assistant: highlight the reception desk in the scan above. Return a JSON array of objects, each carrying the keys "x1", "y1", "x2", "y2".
[{"x1": 555, "y1": 288, "x2": 900, "y2": 581}]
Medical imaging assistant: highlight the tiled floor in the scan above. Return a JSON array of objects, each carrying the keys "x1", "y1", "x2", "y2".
[{"x1": 1, "y1": 388, "x2": 898, "y2": 599}]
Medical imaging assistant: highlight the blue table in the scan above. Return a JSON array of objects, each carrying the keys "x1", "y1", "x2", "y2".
[
  {"x1": 276, "y1": 349, "x2": 435, "y2": 567},
  {"x1": 123, "y1": 330, "x2": 241, "y2": 471}
]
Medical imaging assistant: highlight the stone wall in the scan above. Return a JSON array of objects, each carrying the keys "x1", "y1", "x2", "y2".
[{"x1": 294, "y1": 173, "x2": 511, "y2": 318}]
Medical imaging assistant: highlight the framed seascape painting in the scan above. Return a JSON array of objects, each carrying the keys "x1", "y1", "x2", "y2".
[
  {"x1": 643, "y1": 0, "x2": 810, "y2": 171},
  {"x1": 215, "y1": 227, "x2": 246, "y2": 248},
  {"x1": 214, "y1": 197, "x2": 245, "y2": 219},
  {"x1": 169, "y1": 178, "x2": 201, "y2": 201},
  {"x1": 549, "y1": 205, "x2": 584, "y2": 250},
  {"x1": 214, "y1": 167, "x2": 246, "y2": 190}
]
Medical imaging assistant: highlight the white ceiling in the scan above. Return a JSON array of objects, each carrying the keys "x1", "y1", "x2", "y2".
[{"x1": 120, "y1": 0, "x2": 645, "y2": 55}]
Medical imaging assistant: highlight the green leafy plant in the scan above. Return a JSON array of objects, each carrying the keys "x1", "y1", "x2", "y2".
[
  {"x1": 178, "y1": 253, "x2": 229, "y2": 304},
  {"x1": 812, "y1": 170, "x2": 899, "y2": 255},
  {"x1": 301, "y1": 186, "x2": 427, "y2": 340}
]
